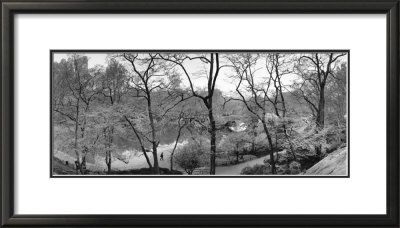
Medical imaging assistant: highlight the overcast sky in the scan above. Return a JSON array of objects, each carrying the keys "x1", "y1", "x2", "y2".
[
  {"x1": 53, "y1": 52, "x2": 347, "y2": 96},
  {"x1": 54, "y1": 53, "x2": 243, "y2": 95}
]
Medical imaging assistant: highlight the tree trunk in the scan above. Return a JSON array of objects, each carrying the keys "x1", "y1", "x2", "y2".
[
  {"x1": 147, "y1": 98, "x2": 159, "y2": 174},
  {"x1": 105, "y1": 127, "x2": 114, "y2": 174},
  {"x1": 316, "y1": 87, "x2": 325, "y2": 129},
  {"x1": 170, "y1": 126, "x2": 183, "y2": 171},
  {"x1": 283, "y1": 125, "x2": 297, "y2": 161},
  {"x1": 151, "y1": 144, "x2": 159, "y2": 174},
  {"x1": 74, "y1": 98, "x2": 84, "y2": 174},
  {"x1": 275, "y1": 132, "x2": 279, "y2": 160},
  {"x1": 261, "y1": 120, "x2": 276, "y2": 174},
  {"x1": 123, "y1": 115, "x2": 153, "y2": 169},
  {"x1": 143, "y1": 149, "x2": 152, "y2": 168},
  {"x1": 315, "y1": 144, "x2": 322, "y2": 158},
  {"x1": 106, "y1": 151, "x2": 112, "y2": 174},
  {"x1": 208, "y1": 105, "x2": 217, "y2": 175},
  {"x1": 170, "y1": 152, "x2": 174, "y2": 171},
  {"x1": 107, "y1": 162, "x2": 111, "y2": 174}
]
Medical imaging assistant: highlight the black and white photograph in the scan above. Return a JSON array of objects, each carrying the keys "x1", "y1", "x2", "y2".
[
  {"x1": 51, "y1": 51, "x2": 348, "y2": 176},
  {"x1": 4, "y1": 1, "x2": 398, "y2": 226}
]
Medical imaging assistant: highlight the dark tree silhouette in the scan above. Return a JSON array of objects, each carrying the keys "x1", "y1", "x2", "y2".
[
  {"x1": 294, "y1": 53, "x2": 346, "y2": 129},
  {"x1": 228, "y1": 54, "x2": 278, "y2": 174},
  {"x1": 158, "y1": 53, "x2": 226, "y2": 175}
]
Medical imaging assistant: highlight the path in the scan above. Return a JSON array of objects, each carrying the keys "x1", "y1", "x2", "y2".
[
  {"x1": 215, "y1": 155, "x2": 269, "y2": 175},
  {"x1": 54, "y1": 140, "x2": 188, "y2": 172}
]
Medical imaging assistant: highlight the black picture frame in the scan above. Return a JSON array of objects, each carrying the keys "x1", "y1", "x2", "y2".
[{"x1": 1, "y1": 0, "x2": 399, "y2": 227}]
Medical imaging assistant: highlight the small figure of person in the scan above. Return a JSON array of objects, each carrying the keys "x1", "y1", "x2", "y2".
[{"x1": 160, "y1": 152, "x2": 164, "y2": 161}]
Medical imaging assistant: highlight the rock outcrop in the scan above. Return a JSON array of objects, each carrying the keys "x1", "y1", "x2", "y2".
[{"x1": 304, "y1": 148, "x2": 348, "y2": 175}]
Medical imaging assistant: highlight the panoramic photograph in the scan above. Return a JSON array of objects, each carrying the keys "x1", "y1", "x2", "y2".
[{"x1": 51, "y1": 51, "x2": 348, "y2": 176}]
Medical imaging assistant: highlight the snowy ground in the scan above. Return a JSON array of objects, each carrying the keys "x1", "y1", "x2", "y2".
[
  {"x1": 54, "y1": 141, "x2": 187, "y2": 172},
  {"x1": 53, "y1": 118, "x2": 314, "y2": 175},
  {"x1": 215, "y1": 155, "x2": 269, "y2": 175},
  {"x1": 53, "y1": 142, "x2": 272, "y2": 175}
]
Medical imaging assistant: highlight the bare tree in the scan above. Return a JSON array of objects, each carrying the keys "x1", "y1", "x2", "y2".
[
  {"x1": 158, "y1": 53, "x2": 226, "y2": 175},
  {"x1": 101, "y1": 58, "x2": 128, "y2": 104},
  {"x1": 265, "y1": 53, "x2": 297, "y2": 161},
  {"x1": 227, "y1": 53, "x2": 278, "y2": 174},
  {"x1": 325, "y1": 62, "x2": 347, "y2": 126},
  {"x1": 123, "y1": 114, "x2": 153, "y2": 168},
  {"x1": 53, "y1": 54, "x2": 100, "y2": 174},
  {"x1": 168, "y1": 109, "x2": 189, "y2": 171},
  {"x1": 93, "y1": 60, "x2": 130, "y2": 174},
  {"x1": 103, "y1": 125, "x2": 114, "y2": 174},
  {"x1": 119, "y1": 53, "x2": 165, "y2": 174},
  {"x1": 294, "y1": 53, "x2": 346, "y2": 129}
]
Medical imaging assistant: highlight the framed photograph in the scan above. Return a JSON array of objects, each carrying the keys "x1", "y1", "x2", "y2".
[
  {"x1": 2, "y1": 0, "x2": 399, "y2": 227},
  {"x1": 50, "y1": 50, "x2": 349, "y2": 177}
]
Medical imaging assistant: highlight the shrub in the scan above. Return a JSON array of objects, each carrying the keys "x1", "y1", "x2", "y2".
[
  {"x1": 110, "y1": 167, "x2": 183, "y2": 175},
  {"x1": 174, "y1": 139, "x2": 207, "y2": 174},
  {"x1": 240, "y1": 166, "x2": 255, "y2": 175},
  {"x1": 289, "y1": 161, "x2": 301, "y2": 174},
  {"x1": 240, "y1": 164, "x2": 272, "y2": 175}
]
